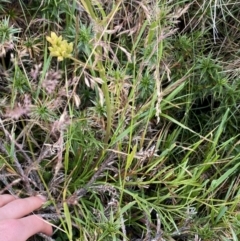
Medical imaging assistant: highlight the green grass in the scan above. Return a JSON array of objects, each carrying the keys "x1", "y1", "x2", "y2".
[{"x1": 0, "y1": 0, "x2": 240, "y2": 240}]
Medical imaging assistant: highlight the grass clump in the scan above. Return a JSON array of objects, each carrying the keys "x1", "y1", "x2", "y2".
[{"x1": 0, "y1": 0, "x2": 240, "y2": 240}]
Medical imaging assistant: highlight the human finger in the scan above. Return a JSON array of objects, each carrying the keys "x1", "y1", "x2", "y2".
[
  {"x1": 0, "y1": 215, "x2": 52, "y2": 241},
  {"x1": 0, "y1": 195, "x2": 17, "y2": 208},
  {"x1": 0, "y1": 196, "x2": 45, "y2": 220},
  {"x1": 19, "y1": 215, "x2": 53, "y2": 238}
]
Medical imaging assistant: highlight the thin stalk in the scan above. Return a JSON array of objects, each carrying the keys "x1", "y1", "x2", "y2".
[{"x1": 78, "y1": 0, "x2": 122, "y2": 144}]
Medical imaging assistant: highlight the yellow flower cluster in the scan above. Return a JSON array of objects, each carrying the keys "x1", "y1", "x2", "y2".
[{"x1": 46, "y1": 32, "x2": 73, "y2": 61}]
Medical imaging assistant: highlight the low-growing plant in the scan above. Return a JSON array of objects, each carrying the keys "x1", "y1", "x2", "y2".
[{"x1": 0, "y1": 0, "x2": 240, "y2": 241}]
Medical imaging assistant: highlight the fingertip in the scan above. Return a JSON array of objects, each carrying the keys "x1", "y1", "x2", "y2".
[
  {"x1": 37, "y1": 216, "x2": 53, "y2": 236},
  {"x1": 44, "y1": 221, "x2": 53, "y2": 236},
  {"x1": 36, "y1": 195, "x2": 47, "y2": 203},
  {"x1": 20, "y1": 215, "x2": 53, "y2": 238},
  {"x1": 39, "y1": 217, "x2": 53, "y2": 236}
]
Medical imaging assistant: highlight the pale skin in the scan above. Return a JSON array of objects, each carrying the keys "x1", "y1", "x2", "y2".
[{"x1": 0, "y1": 195, "x2": 53, "y2": 241}]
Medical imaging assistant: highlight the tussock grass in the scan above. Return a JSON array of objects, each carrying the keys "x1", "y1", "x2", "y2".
[{"x1": 0, "y1": 0, "x2": 240, "y2": 240}]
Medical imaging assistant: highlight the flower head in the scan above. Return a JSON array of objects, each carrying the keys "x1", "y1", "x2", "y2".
[{"x1": 46, "y1": 32, "x2": 73, "y2": 61}]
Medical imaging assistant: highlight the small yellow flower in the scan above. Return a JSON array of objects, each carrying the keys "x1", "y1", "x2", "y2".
[
  {"x1": 46, "y1": 32, "x2": 62, "y2": 46},
  {"x1": 46, "y1": 32, "x2": 73, "y2": 61}
]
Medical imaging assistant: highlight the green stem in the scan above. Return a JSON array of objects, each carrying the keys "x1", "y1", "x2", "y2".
[
  {"x1": 78, "y1": 0, "x2": 115, "y2": 144},
  {"x1": 98, "y1": 63, "x2": 112, "y2": 144}
]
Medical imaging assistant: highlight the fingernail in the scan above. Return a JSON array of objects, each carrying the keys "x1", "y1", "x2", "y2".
[{"x1": 36, "y1": 194, "x2": 47, "y2": 202}]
